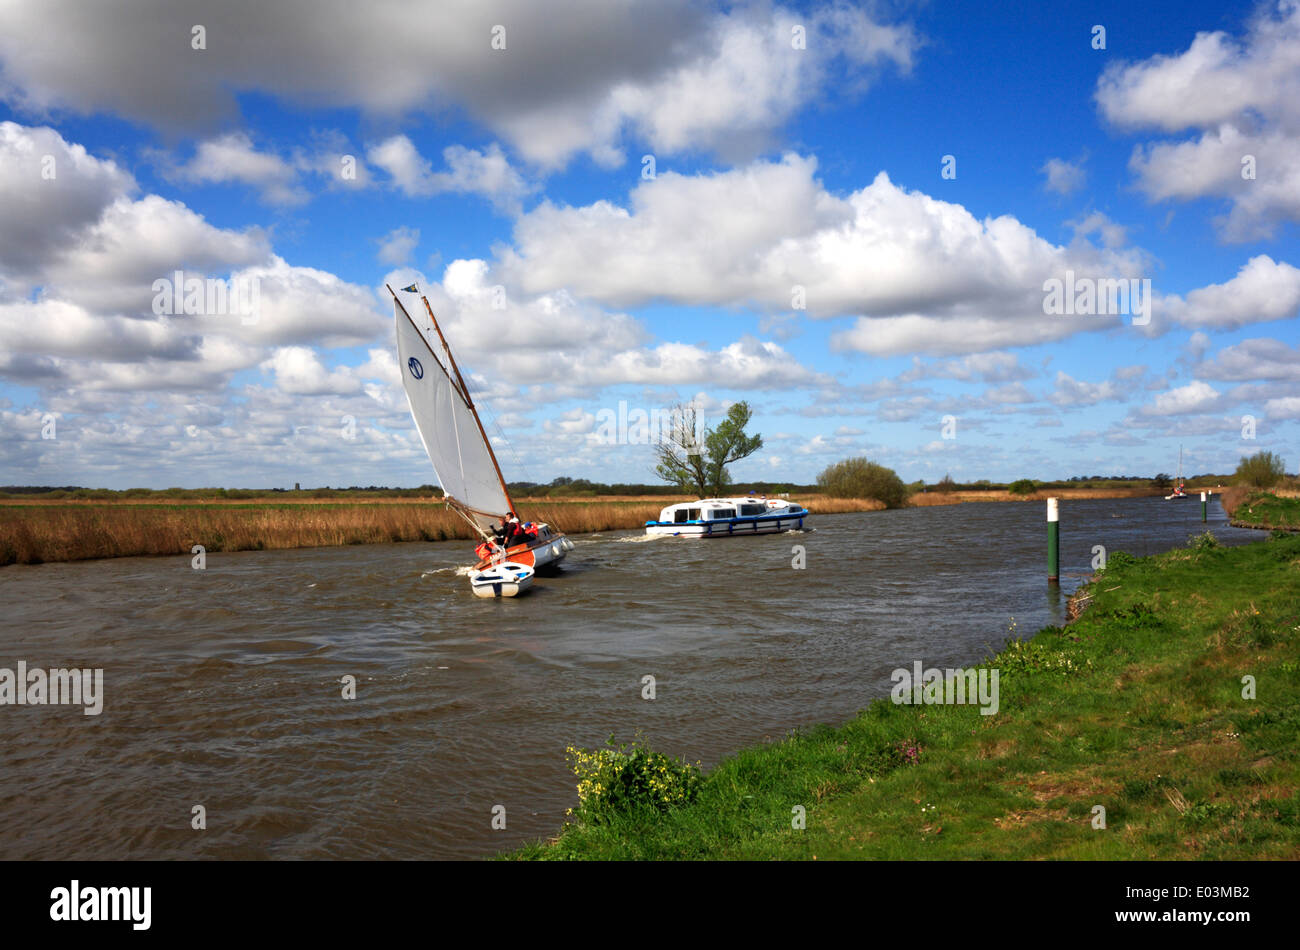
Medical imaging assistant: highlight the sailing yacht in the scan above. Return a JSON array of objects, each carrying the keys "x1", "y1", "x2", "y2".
[
  {"x1": 1166, "y1": 445, "x2": 1189, "y2": 500},
  {"x1": 390, "y1": 285, "x2": 574, "y2": 586}
]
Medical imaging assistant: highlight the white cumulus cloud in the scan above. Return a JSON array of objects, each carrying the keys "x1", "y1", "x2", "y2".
[{"x1": 1096, "y1": 1, "x2": 1300, "y2": 240}]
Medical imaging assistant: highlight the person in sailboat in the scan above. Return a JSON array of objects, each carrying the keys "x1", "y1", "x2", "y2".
[
  {"x1": 479, "y1": 514, "x2": 520, "y2": 561},
  {"x1": 497, "y1": 512, "x2": 530, "y2": 549}
]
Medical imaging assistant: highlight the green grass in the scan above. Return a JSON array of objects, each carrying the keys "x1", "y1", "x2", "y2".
[
  {"x1": 1230, "y1": 492, "x2": 1300, "y2": 531},
  {"x1": 510, "y1": 531, "x2": 1300, "y2": 860}
]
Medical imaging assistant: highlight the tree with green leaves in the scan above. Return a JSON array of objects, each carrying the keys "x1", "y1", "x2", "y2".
[
  {"x1": 1235, "y1": 450, "x2": 1286, "y2": 488},
  {"x1": 654, "y1": 401, "x2": 763, "y2": 497},
  {"x1": 817, "y1": 457, "x2": 909, "y2": 508},
  {"x1": 1007, "y1": 478, "x2": 1038, "y2": 496}
]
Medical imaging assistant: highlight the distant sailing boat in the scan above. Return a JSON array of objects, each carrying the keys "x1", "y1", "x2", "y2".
[
  {"x1": 389, "y1": 284, "x2": 573, "y2": 586},
  {"x1": 1165, "y1": 444, "x2": 1189, "y2": 500}
]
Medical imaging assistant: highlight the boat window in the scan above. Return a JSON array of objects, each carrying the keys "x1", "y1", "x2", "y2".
[
  {"x1": 686, "y1": 508, "x2": 701, "y2": 521},
  {"x1": 710, "y1": 509, "x2": 735, "y2": 520},
  {"x1": 739, "y1": 504, "x2": 764, "y2": 516},
  {"x1": 673, "y1": 509, "x2": 689, "y2": 523}
]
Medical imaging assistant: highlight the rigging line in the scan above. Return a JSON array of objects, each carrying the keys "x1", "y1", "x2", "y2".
[{"x1": 445, "y1": 496, "x2": 495, "y2": 542}]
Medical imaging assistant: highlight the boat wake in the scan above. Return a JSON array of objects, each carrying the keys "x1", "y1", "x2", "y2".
[{"x1": 421, "y1": 566, "x2": 475, "y2": 578}]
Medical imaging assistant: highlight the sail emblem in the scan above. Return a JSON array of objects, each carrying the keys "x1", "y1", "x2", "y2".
[{"x1": 407, "y1": 357, "x2": 424, "y2": 379}]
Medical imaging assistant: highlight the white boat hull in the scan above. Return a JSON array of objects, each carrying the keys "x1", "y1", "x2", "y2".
[
  {"x1": 645, "y1": 518, "x2": 804, "y2": 537},
  {"x1": 645, "y1": 498, "x2": 809, "y2": 537},
  {"x1": 470, "y1": 561, "x2": 535, "y2": 598},
  {"x1": 474, "y1": 524, "x2": 574, "y2": 571}
]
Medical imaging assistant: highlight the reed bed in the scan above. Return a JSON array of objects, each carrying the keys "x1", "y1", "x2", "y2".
[
  {"x1": 1217, "y1": 486, "x2": 1251, "y2": 518},
  {"x1": 908, "y1": 487, "x2": 1167, "y2": 506},
  {"x1": 2, "y1": 496, "x2": 446, "y2": 507},
  {"x1": 0, "y1": 496, "x2": 795, "y2": 566},
  {"x1": 10, "y1": 489, "x2": 1201, "y2": 567},
  {"x1": 0, "y1": 504, "x2": 464, "y2": 566},
  {"x1": 0, "y1": 494, "x2": 880, "y2": 566}
]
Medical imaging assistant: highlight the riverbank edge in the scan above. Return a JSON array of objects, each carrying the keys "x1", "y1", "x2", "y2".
[
  {"x1": 1230, "y1": 520, "x2": 1300, "y2": 533},
  {"x1": 508, "y1": 530, "x2": 1299, "y2": 860},
  {"x1": 1219, "y1": 488, "x2": 1300, "y2": 533},
  {"x1": 1, "y1": 487, "x2": 1171, "y2": 567}
]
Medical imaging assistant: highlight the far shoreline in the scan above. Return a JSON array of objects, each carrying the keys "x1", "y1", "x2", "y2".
[{"x1": 1, "y1": 485, "x2": 1206, "y2": 568}]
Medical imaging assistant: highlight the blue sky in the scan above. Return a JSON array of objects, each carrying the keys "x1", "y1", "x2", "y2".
[{"x1": 1, "y1": 0, "x2": 1297, "y2": 489}]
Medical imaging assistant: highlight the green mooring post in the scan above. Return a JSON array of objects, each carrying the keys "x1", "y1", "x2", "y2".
[
  {"x1": 1047, "y1": 497, "x2": 1060, "y2": 584},
  {"x1": 1201, "y1": 491, "x2": 1208, "y2": 523}
]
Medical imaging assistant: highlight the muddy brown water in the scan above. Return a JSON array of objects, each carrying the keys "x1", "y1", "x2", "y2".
[{"x1": 0, "y1": 496, "x2": 1259, "y2": 859}]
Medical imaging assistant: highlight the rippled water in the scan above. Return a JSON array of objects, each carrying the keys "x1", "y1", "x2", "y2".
[{"x1": 0, "y1": 496, "x2": 1258, "y2": 859}]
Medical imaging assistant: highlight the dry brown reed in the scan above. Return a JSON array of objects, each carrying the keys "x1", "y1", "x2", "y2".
[
  {"x1": 907, "y1": 487, "x2": 1165, "y2": 507},
  {"x1": 0, "y1": 503, "x2": 467, "y2": 566},
  {"x1": 0, "y1": 494, "x2": 873, "y2": 566},
  {"x1": 3, "y1": 488, "x2": 1189, "y2": 566},
  {"x1": 1217, "y1": 486, "x2": 1251, "y2": 518}
]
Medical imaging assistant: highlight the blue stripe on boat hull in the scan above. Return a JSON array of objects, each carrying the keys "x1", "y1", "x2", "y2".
[{"x1": 645, "y1": 511, "x2": 807, "y2": 536}]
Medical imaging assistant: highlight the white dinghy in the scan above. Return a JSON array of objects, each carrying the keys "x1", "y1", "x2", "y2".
[{"x1": 469, "y1": 561, "x2": 535, "y2": 598}]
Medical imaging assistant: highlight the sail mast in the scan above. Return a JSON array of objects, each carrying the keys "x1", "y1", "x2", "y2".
[{"x1": 414, "y1": 294, "x2": 517, "y2": 516}]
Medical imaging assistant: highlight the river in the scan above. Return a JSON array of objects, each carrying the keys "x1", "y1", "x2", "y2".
[{"x1": 0, "y1": 495, "x2": 1259, "y2": 859}]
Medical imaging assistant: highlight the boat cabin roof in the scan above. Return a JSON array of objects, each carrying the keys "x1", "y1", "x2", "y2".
[
  {"x1": 664, "y1": 497, "x2": 787, "y2": 507},
  {"x1": 655, "y1": 497, "x2": 802, "y2": 520}
]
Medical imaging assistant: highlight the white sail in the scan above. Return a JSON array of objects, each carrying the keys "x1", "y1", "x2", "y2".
[{"x1": 394, "y1": 298, "x2": 510, "y2": 532}]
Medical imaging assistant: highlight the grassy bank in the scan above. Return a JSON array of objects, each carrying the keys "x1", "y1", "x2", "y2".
[
  {"x1": 1220, "y1": 489, "x2": 1300, "y2": 531},
  {"x1": 513, "y1": 531, "x2": 1300, "y2": 859},
  {"x1": 0, "y1": 494, "x2": 876, "y2": 566}
]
